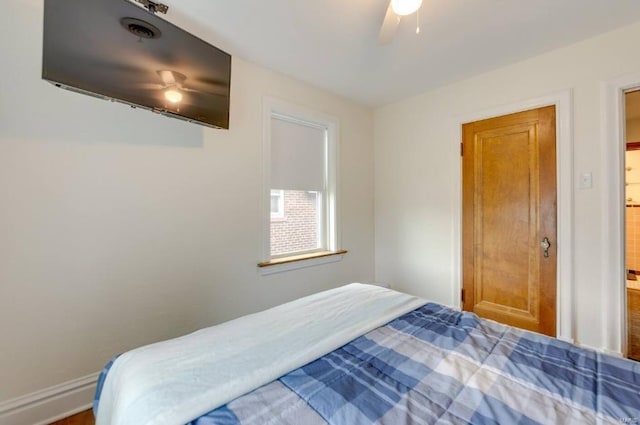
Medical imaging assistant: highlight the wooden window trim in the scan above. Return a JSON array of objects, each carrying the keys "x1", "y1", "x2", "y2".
[{"x1": 258, "y1": 250, "x2": 347, "y2": 268}]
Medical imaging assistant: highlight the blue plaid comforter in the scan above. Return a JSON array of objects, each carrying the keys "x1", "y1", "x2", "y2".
[{"x1": 97, "y1": 304, "x2": 640, "y2": 424}]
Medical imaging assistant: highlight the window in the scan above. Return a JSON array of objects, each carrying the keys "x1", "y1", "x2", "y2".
[
  {"x1": 270, "y1": 190, "x2": 284, "y2": 219},
  {"x1": 270, "y1": 190, "x2": 321, "y2": 255},
  {"x1": 260, "y1": 98, "x2": 343, "y2": 271}
]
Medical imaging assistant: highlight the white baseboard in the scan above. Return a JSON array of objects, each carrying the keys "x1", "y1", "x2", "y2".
[
  {"x1": 0, "y1": 372, "x2": 98, "y2": 425},
  {"x1": 602, "y1": 348, "x2": 624, "y2": 358},
  {"x1": 574, "y1": 342, "x2": 624, "y2": 358},
  {"x1": 557, "y1": 335, "x2": 575, "y2": 345}
]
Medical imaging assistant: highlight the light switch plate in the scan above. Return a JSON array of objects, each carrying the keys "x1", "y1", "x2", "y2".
[{"x1": 579, "y1": 172, "x2": 593, "y2": 189}]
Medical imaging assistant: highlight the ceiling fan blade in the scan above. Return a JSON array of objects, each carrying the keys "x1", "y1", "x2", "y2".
[
  {"x1": 158, "y1": 70, "x2": 176, "y2": 85},
  {"x1": 130, "y1": 83, "x2": 165, "y2": 90},
  {"x1": 157, "y1": 70, "x2": 187, "y2": 86},
  {"x1": 192, "y1": 76, "x2": 229, "y2": 88},
  {"x1": 182, "y1": 86, "x2": 227, "y2": 96},
  {"x1": 378, "y1": 1, "x2": 401, "y2": 45}
]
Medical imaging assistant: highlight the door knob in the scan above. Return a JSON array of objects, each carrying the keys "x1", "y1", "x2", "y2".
[{"x1": 541, "y1": 237, "x2": 551, "y2": 258}]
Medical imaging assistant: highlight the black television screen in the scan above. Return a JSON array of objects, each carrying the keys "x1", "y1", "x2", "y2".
[{"x1": 42, "y1": 0, "x2": 231, "y2": 129}]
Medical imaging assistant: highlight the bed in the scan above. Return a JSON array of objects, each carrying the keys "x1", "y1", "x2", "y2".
[{"x1": 94, "y1": 283, "x2": 640, "y2": 425}]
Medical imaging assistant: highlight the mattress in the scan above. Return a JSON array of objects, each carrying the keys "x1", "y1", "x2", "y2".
[{"x1": 94, "y1": 284, "x2": 640, "y2": 425}]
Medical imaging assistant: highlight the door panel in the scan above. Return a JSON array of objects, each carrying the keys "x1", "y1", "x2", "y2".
[{"x1": 462, "y1": 106, "x2": 557, "y2": 336}]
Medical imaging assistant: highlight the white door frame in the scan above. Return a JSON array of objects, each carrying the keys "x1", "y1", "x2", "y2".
[
  {"x1": 601, "y1": 74, "x2": 640, "y2": 357},
  {"x1": 451, "y1": 90, "x2": 575, "y2": 343}
]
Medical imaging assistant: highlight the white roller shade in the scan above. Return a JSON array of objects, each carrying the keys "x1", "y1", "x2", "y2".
[{"x1": 271, "y1": 117, "x2": 326, "y2": 191}]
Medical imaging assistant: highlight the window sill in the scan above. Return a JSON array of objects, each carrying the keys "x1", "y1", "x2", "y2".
[{"x1": 258, "y1": 250, "x2": 347, "y2": 275}]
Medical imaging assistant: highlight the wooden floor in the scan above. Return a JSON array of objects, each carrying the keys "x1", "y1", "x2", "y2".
[
  {"x1": 629, "y1": 288, "x2": 640, "y2": 361},
  {"x1": 49, "y1": 409, "x2": 94, "y2": 425}
]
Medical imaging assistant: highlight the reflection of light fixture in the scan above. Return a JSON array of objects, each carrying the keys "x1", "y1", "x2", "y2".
[
  {"x1": 391, "y1": 0, "x2": 423, "y2": 16},
  {"x1": 164, "y1": 88, "x2": 182, "y2": 103}
]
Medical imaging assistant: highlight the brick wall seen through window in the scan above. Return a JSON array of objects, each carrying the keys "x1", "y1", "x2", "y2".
[{"x1": 270, "y1": 190, "x2": 320, "y2": 256}]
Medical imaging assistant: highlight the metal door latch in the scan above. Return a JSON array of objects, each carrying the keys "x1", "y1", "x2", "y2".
[{"x1": 541, "y1": 237, "x2": 551, "y2": 258}]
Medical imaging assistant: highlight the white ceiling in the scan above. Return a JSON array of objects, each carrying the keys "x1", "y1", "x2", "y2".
[{"x1": 165, "y1": 0, "x2": 640, "y2": 107}]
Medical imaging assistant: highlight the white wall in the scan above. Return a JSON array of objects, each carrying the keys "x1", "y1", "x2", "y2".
[
  {"x1": 374, "y1": 20, "x2": 640, "y2": 350},
  {"x1": 0, "y1": 0, "x2": 374, "y2": 402}
]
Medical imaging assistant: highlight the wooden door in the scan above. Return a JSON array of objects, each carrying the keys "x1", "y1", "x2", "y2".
[{"x1": 462, "y1": 106, "x2": 557, "y2": 336}]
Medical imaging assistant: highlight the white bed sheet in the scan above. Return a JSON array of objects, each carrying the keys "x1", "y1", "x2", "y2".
[{"x1": 95, "y1": 283, "x2": 427, "y2": 425}]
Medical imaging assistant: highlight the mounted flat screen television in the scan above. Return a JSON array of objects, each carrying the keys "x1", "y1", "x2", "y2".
[{"x1": 42, "y1": 0, "x2": 231, "y2": 129}]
